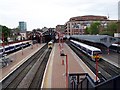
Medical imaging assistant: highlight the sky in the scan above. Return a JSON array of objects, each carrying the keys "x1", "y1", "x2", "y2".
[{"x1": 0, "y1": 0, "x2": 119, "y2": 31}]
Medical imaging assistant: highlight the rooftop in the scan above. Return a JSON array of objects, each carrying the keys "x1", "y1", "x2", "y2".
[{"x1": 69, "y1": 15, "x2": 108, "y2": 21}]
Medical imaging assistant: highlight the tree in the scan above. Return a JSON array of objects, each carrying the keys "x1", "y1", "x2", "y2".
[
  {"x1": 106, "y1": 22, "x2": 117, "y2": 36},
  {"x1": 0, "y1": 25, "x2": 11, "y2": 43},
  {"x1": 85, "y1": 27, "x2": 91, "y2": 34},
  {"x1": 99, "y1": 22, "x2": 118, "y2": 36},
  {"x1": 85, "y1": 22, "x2": 100, "y2": 35},
  {"x1": 90, "y1": 22, "x2": 100, "y2": 35}
]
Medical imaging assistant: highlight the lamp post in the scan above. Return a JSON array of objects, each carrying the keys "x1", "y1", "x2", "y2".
[
  {"x1": 21, "y1": 35, "x2": 23, "y2": 55},
  {"x1": 95, "y1": 54, "x2": 99, "y2": 82},
  {"x1": 65, "y1": 54, "x2": 68, "y2": 88}
]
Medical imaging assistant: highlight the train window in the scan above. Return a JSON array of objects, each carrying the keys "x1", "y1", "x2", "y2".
[
  {"x1": 78, "y1": 45, "x2": 81, "y2": 48},
  {"x1": 87, "y1": 49, "x2": 92, "y2": 55},
  {"x1": 5, "y1": 47, "x2": 9, "y2": 51},
  {"x1": 82, "y1": 47, "x2": 86, "y2": 52},
  {"x1": 48, "y1": 43, "x2": 52, "y2": 45},
  {"x1": 93, "y1": 51, "x2": 101, "y2": 55}
]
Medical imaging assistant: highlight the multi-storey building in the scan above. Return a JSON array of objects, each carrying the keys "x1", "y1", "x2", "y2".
[
  {"x1": 56, "y1": 25, "x2": 65, "y2": 34},
  {"x1": 65, "y1": 15, "x2": 117, "y2": 35},
  {"x1": 19, "y1": 21, "x2": 27, "y2": 39}
]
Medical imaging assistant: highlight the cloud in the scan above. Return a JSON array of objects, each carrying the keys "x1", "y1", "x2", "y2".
[{"x1": 0, "y1": 0, "x2": 119, "y2": 30}]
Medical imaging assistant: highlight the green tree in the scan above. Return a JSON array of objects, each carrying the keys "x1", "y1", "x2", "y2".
[
  {"x1": 85, "y1": 27, "x2": 91, "y2": 34},
  {"x1": 86, "y1": 22, "x2": 100, "y2": 35},
  {"x1": 1, "y1": 25, "x2": 11, "y2": 43},
  {"x1": 106, "y1": 22, "x2": 117, "y2": 36},
  {"x1": 99, "y1": 22, "x2": 117, "y2": 36},
  {"x1": 90, "y1": 22, "x2": 100, "y2": 35}
]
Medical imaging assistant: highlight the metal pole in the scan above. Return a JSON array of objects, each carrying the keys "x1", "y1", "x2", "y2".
[
  {"x1": 65, "y1": 54, "x2": 68, "y2": 88},
  {"x1": 40, "y1": 36, "x2": 42, "y2": 44},
  {"x1": 2, "y1": 33, "x2": 4, "y2": 48},
  {"x1": 36, "y1": 35, "x2": 38, "y2": 47},
  {"x1": 95, "y1": 56, "x2": 98, "y2": 82},
  {"x1": 31, "y1": 35, "x2": 33, "y2": 49},
  {"x1": 2, "y1": 33, "x2": 6, "y2": 65},
  {"x1": 21, "y1": 36, "x2": 23, "y2": 55},
  {"x1": 107, "y1": 47, "x2": 109, "y2": 55}
]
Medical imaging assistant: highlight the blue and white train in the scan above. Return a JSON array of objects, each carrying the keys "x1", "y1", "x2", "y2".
[
  {"x1": 0, "y1": 40, "x2": 31, "y2": 67},
  {"x1": 70, "y1": 40, "x2": 102, "y2": 61},
  {"x1": 0, "y1": 40, "x2": 31, "y2": 56}
]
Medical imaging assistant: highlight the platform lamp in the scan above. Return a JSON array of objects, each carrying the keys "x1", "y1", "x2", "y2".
[
  {"x1": 95, "y1": 54, "x2": 99, "y2": 82},
  {"x1": 40, "y1": 35, "x2": 43, "y2": 44},
  {"x1": 21, "y1": 35, "x2": 24, "y2": 55},
  {"x1": 65, "y1": 54, "x2": 68, "y2": 88},
  {"x1": 2, "y1": 33, "x2": 5, "y2": 57},
  {"x1": 61, "y1": 54, "x2": 69, "y2": 88}
]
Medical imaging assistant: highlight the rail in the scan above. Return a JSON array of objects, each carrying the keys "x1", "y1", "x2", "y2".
[{"x1": 68, "y1": 73, "x2": 120, "y2": 90}]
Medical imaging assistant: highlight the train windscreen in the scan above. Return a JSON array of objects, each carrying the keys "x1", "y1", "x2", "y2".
[{"x1": 93, "y1": 51, "x2": 101, "y2": 55}]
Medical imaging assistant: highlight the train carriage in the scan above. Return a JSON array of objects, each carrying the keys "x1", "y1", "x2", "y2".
[
  {"x1": 70, "y1": 40, "x2": 102, "y2": 61},
  {"x1": 48, "y1": 40, "x2": 54, "y2": 49}
]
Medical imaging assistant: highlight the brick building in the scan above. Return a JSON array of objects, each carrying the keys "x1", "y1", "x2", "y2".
[
  {"x1": 65, "y1": 15, "x2": 117, "y2": 35},
  {"x1": 56, "y1": 25, "x2": 65, "y2": 34}
]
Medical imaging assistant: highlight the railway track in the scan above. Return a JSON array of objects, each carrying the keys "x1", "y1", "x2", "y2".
[
  {"x1": 67, "y1": 41, "x2": 120, "y2": 83},
  {"x1": 2, "y1": 44, "x2": 52, "y2": 89}
]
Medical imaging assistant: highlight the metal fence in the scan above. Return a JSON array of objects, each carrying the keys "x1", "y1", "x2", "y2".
[{"x1": 68, "y1": 73, "x2": 120, "y2": 90}]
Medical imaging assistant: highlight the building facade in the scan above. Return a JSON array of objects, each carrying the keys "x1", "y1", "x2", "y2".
[
  {"x1": 56, "y1": 25, "x2": 65, "y2": 34},
  {"x1": 65, "y1": 15, "x2": 116, "y2": 35},
  {"x1": 19, "y1": 21, "x2": 27, "y2": 39},
  {"x1": 19, "y1": 21, "x2": 27, "y2": 33}
]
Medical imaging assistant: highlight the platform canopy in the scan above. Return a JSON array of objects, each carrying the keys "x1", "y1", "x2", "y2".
[{"x1": 70, "y1": 35, "x2": 118, "y2": 47}]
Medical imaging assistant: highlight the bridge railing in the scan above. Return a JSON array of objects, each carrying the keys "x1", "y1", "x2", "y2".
[{"x1": 68, "y1": 73, "x2": 120, "y2": 90}]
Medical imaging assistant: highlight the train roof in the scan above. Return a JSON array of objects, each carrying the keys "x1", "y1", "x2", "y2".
[
  {"x1": 71, "y1": 40, "x2": 101, "y2": 51},
  {"x1": 112, "y1": 43, "x2": 120, "y2": 47},
  {"x1": 48, "y1": 41, "x2": 53, "y2": 44}
]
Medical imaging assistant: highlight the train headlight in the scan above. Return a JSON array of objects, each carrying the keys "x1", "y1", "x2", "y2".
[{"x1": 95, "y1": 55, "x2": 100, "y2": 59}]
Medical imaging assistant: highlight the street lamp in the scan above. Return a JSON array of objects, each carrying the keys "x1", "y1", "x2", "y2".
[
  {"x1": 21, "y1": 35, "x2": 24, "y2": 55},
  {"x1": 60, "y1": 53, "x2": 69, "y2": 88},
  {"x1": 95, "y1": 54, "x2": 99, "y2": 82},
  {"x1": 65, "y1": 54, "x2": 68, "y2": 88}
]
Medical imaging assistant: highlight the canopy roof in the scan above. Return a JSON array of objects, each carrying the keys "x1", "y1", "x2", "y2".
[{"x1": 70, "y1": 35, "x2": 118, "y2": 47}]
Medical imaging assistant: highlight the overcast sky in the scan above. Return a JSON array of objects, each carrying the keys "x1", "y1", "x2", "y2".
[{"x1": 0, "y1": 0, "x2": 119, "y2": 31}]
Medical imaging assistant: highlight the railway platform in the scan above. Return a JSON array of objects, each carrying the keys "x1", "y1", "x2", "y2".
[
  {"x1": 42, "y1": 43, "x2": 98, "y2": 88},
  {"x1": 0, "y1": 43, "x2": 45, "y2": 82}
]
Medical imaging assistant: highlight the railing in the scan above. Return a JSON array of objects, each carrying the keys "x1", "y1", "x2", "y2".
[{"x1": 68, "y1": 73, "x2": 120, "y2": 90}]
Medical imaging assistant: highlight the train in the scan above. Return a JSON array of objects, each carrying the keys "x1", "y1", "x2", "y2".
[
  {"x1": 70, "y1": 40, "x2": 102, "y2": 61},
  {"x1": 48, "y1": 40, "x2": 54, "y2": 49},
  {"x1": 0, "y1": 40, "x2": 31, "y2": 57},
  {"x1": 0, "y1": 40, "x2": 31, "y2": 67}
]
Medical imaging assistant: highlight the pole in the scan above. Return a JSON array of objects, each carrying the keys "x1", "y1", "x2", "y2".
[
  {"x1": 2, "y1": 33, "x2": 6, "y2": 65},
  {"x1": 107, "y1": 47, "x2": 109, "y2": 55},
  {"x1": 95, "y1": 56, "x2": 98, "y2": 82},
  {"x1": 65, "y1": 54, "x2": 68, "y2": 88},
  {"x1": 22, "y1": 36, "x2": 23, "y2": 55},
  {"x1": 2, "y1": 33, "x2": 4, "y2": 48},
  {"x1": 31, "y1": 35, "x2": 33, "y2": 49},
  {"x1": 36, "y1": 35, "x2": 38, "y2": 47}
]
